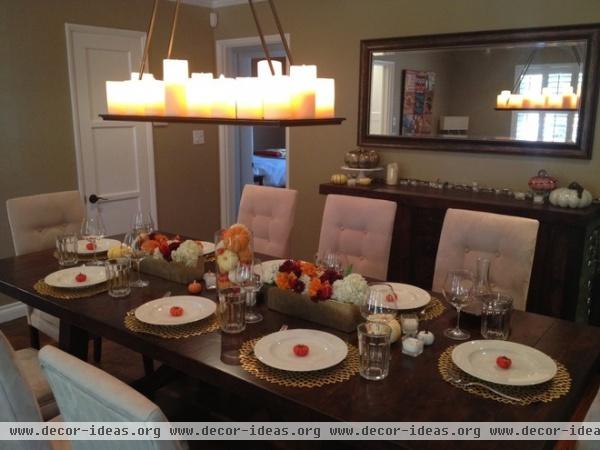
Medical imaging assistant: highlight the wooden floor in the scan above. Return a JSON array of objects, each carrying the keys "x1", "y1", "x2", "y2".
[{"x1": 2, "y1": 317, "x2": 598, "y2": 450}]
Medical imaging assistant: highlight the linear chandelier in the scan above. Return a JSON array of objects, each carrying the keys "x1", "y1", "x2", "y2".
[
  {"x1": 100, "y1": 0, "x2": 344, "y2": 127},
  {"x1": 495, "y1": 46, "x2": 581, "y2": 112}
]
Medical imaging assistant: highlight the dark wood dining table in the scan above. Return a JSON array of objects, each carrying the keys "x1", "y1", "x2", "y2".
[{"x1": 0, "y1": 246, "x2": 599, "y2": 450}]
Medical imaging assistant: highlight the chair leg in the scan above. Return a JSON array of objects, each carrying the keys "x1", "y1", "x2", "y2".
[
  {"x1": 29, "y1": 326, "x2": 40, "y2": 349},
  {"x1": 92, "y1": 337, "x2": 102, "y2": 363},
  {"x1": 143, "y1": 355, "x2": 154, "y2": 376}
]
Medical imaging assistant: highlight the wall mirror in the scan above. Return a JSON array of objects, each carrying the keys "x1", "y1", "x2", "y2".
[{"x1": 358, "y1": 24, "x2": 600, "y2": 158}]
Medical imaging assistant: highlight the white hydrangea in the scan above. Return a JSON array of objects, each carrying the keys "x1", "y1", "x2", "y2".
[
  {"x1": 261, "y1": 262, "x2": 279, "y2": 285},
  {"x1": 332, "y1": 273, "x2": 369, "y2": 304},
  {"x1": 171, "y1": 240, "x2": 201, "y2": 267},
  {"x1": 299, "y1": 274, "x2": 312, "y2": 296}
]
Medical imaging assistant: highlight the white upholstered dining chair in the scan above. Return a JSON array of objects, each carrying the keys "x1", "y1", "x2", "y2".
[
  {"x1": 317, "y1": 194, "x2": 397, "y2": 280},
  {"x1": 237, "y1": 184, "x2": 298, "y2": 258},
  {"x1": 432, "y1": 208, "x2": 539, "y2": 311},
  {"x1": 0, "y1": 331, "x2": 59, "y2": 425},
  {"x1": 6, "y1": 190, "x2": 102, "y2": 361},
  {"x1": 39, "y1": 345, "x2": 185, "y2": 450}
]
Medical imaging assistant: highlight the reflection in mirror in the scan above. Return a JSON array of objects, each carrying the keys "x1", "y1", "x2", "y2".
[{"x1": 368, "y1": 40, "x2": 586, "y2": 144}]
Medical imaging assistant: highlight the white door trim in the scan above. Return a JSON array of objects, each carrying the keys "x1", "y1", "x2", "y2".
[
  {"x1": 64, "y1": 23, "x2": 158, "y2": 226},
  {"x1": 215, "y1": 34, "x2": 291, "y2": 228}
]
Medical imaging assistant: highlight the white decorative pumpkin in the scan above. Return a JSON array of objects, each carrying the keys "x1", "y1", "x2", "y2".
[{"x1": 549, "y1": 182, "x2": 593, "y2": 209}]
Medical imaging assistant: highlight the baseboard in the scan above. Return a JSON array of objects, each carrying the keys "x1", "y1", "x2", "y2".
[{"x1": 0, "y1": 302, "x2": 27, "y2": 323}]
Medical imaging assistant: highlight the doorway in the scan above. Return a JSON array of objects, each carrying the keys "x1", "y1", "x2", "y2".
[
  {"x1": 216, "y1": 35, "x2": 290, "y2": 227},
  {"x1": 65, "y1": 23, "x2": 158, "y2": 234}
]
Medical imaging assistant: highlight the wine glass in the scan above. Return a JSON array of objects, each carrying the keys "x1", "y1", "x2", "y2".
[
  {"x1": 131, "y1": 210, "x2": 154, "y2": 236},
  {"x1": 442, "y1": 269, "x2": 474, "y2": 340},
  {"x1": 124, "y1": 231, "x2": 151, "y2": 288},
  {"x1": 233, "y1": 258, "x2": 263, "y2": 324},
  {"x1": 360, "y1": 285, "x2": 398, "y2": 320},
  {"x1": 80, "y1": 213, "x2": 106, "y2": 266}
]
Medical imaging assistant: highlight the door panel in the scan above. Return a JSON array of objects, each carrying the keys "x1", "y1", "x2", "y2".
[{"x1": 66, "y1": 24, "x2": 157, "y2": 235}]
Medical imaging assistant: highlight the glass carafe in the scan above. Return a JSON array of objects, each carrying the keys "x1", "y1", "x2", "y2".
[{"x1": 474, "y1": 257, "x2": 492, "y2": 296}]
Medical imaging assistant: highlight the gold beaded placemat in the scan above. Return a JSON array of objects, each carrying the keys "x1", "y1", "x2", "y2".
[
  {"x1": 124, "y1": 309, "x2": 220, "y2": 339},
  {"x1": 239, "y1": 337, "x2": 360, "y2": 388},
  {"x1": 420, "y1": 297, "x2": 446, "y2": 321},
  {"x1": 438, "y1": 345, "x2": 571, "y2": 406},
  {"x1": 33, "y1": 280, "x2": 108, "y2": 299}
]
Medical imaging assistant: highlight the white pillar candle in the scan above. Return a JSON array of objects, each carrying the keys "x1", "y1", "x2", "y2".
[
  {"x1": 507, "y1": 94, "x2": 524, "y2": 109},
  {"x1": 187, "y1": 73, "x2": 213, "y2": 117},
  {"x1": 235, "y1": 77, "x2": 263, "y2": 119},
  {"x1": 531, "y1": 94, "x2": 546, "y2": 108},
  {"x1": 132, "y1": 73, "x2": 165, "y2": 116},
  {"x1": 257, "y1": 59, "x2": 283, "y2": 78},
  {"x1": 126, "y1": 79, "x2": 145, "y2": 115},
  {"x1": 211, "y1": 75, "x2": 236, "y2": 118},
  {"x1": 548, "y1": 94, "x2": 563, "y2": 109},
  {"x1": 561, "y1": 87, "x2": 576, "y2": 109},
  {"x1": 496, "y1": 90, "x2": 511, "y2": 109},
  {"x1": 263, "y1": 75, "x2": 292, "y2": 119},
  {"x1": 106, "y1": 81, "x2": 130, "y2": 115},
  {"x1": 163, "y1": 59, "x2": 188, "y2": 116},
  {"x1": 315, "y1": 78, "x2": 335, "y2": 118},
  {"x1": 290, "y1": 64, "x2": 317, "y2": 119}
]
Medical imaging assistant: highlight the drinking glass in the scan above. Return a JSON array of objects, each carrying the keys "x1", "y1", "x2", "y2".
[
  {"x1": 233, "y1": 259, "x2": 263, "y2": 324},
  {"x1": 357, "y1": 322, "x2": 391, "y2": 381},
  {"x1": 80, "y1": 214, "x2": 106, "y2": 266},
  {"x1": 105, "y1": 257, "x2": 131, "y2": 298},
  {"x1": 360, "y1": 285, "x2": 398, "y2": 320},
  {"x1": 55, "y1": 233, "x2": 78, "y2": 267},
  {"x1": 442, "y1": 269, "x2": 474, "y2": 340},
  {"x1": 481, "y1": 293, "x2": 513, "y2": 340},
  {"x1": 124, "y1": 232, "x2": 150, "y2": 288},
  {"x1": 217, "y1": 287, "x2": 246, "y2": 334},
  {"x1": 315, "y1": 250, "x2": 344, "y2": 272}
]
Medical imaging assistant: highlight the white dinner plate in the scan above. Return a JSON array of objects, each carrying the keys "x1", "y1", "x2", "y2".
[
  {"x1": 44, "y1": 266, "x2": 107, "y2": 289},
  {"x1": 451, "y1": 340, "x2": 557, "y2": 386},
  {"x1": 77, "y1": 238, "x2": 122, "y2": 254},
  {"x1": 254, "y1": 329, "x2": 348, "y2": 372},
  {"x1": 369, "y1": 283, "x2": 431, "y2": 310},
  {"x1": 134, "y1": 296, "x2": 216, "y2": 326},
  {"x1": 198, "y1": 241, "x2": 215, "y2": 255}
]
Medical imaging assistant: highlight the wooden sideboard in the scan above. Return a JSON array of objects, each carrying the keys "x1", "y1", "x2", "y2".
[{"x1": 319, "y1": 182, "x2": 600, "y2": 325}]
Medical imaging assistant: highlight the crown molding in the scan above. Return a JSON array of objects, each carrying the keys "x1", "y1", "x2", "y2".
[{"x1": 171, "y1": 0, "x2": 266, "y2": 8}]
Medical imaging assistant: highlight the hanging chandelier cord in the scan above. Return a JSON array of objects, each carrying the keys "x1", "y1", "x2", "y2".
[
  {"x1": 138, "y1": 0, "x2": 159, "y2": 80},
  {"x1": 167, "y1": 0, "x2": 182, "y2": 59},
  {"x1": 267, "y1": 0, "x2": 294, "y2": 66},
  {"x1": 248, "y1": 0, "x2": 275, "y2": 75},
  {"x1": 512, "y1": 48, "x2": 537, "y2": 94}
]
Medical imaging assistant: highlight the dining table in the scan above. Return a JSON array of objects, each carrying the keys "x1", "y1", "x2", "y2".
[{"x1": 0, "y1": 243, "x2": 599, "y2": 450}]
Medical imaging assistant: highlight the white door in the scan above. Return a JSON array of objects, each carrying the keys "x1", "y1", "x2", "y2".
[{"x1": 66, "y1": 24, "x2": 157, "y2": 234}]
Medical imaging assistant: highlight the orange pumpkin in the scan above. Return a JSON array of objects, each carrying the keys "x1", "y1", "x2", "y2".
[{"x1": 140, "y1": 240, "x2": 159, "y2": 253}]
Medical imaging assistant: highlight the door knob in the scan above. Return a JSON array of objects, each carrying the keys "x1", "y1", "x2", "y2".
[{"x1": 88, "y1": 194, "x2": 107, "y2": 204}]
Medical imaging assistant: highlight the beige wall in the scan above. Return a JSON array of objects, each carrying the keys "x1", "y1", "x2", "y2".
[
  {"x1": 0, "y1": 0, "x2": 219, "y2": 307},
  {"x1": 214, "y1": 0, "x2": 600, "y2": 262}
]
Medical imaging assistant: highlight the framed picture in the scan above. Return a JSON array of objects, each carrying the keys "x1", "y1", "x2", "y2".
[{"x1": 401, "y1": 70, "x2": 435, "y2": 135}]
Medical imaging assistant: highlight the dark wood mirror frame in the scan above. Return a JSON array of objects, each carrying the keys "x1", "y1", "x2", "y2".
[{"x1": 357, "y1": 24, "x2": 600, "y2": 159}]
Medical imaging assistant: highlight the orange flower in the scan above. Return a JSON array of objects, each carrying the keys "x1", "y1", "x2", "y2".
[
  {"x1": 308, "y1": 277, "x2": 322, "y2": 298},
  {"x1": 300, "y1": 261, "x2": 318, "y2": 278},
  {"x1": 276, "y1": 272, "x2": 290, "y2": 290}
]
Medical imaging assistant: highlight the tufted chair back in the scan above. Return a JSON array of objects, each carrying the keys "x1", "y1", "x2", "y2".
[
  {"x1": 432, "y1": 208, "x2": 539, "y2": 311},
  {"x1": 7, "y1": 190, "x2": 84, "y2": 256},
  {"x1": 318, "y1": 194, "x2": 397, "y2": 280},
  {"x1": 6, "y1": 190, "x2": 84, "y2": 343},
  {"x1": 39, "y1": 345, "x2": 183, "y2": 450},
  {"x1": 237, "y1": 184, "x2": 298, "y2": 259}
]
